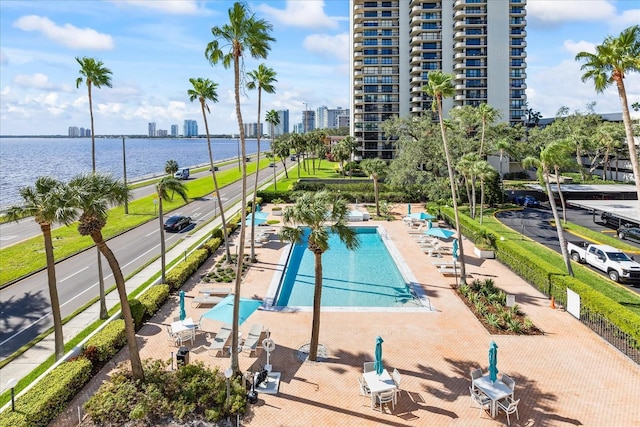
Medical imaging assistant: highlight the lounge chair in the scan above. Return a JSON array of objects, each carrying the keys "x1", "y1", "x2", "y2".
[
  {"x1": 242, "y1": 323, "x2": 264, "y2": 355},
  {"x1": 439, "y1": 266, "x2": 461, "y2": 276},
  {"x1": 432, "y1": 260, "x2": 461, "y2": 268},
  {"x1": 197, "y1": 287, "x2": 231, "y2": 296},
  {"x1": 191, "y1": 295, "x2": 223, "y2": 308},
  {"x1": 209, "y1": 323, "x2": 232, "y2": 356}
]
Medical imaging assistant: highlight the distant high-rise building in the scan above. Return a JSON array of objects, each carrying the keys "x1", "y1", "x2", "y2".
[
  {"x1": 79, "y1": 127, "x2": 85, "y2": 136},
  {"x1": 327, "y1": 107, "x2": 347, "y2": 129},
  {"x1": 68, "y1": 126, "x2": 78, "y2": 137},
  {"x1": 184, "y1": 120, "x2": 198, "y2": 137},
  {"x1": 274, "y1": 109, "x2": 289, "y2": 137},
  {"x1": 316, "y1": 106, "x2": 328, "y2": 129},
  {"x1": 350, "y1": 0, "x2": 527, "y2": 159},
  {"x1": 302, "y1": 110, "x2": 315, "y2": 133},
  {"x1": 243, "y1": 123, "x2": 264, "y2": 138},
  {"x1": 337, "y1": 113, "x2": 350, "y2": 129},
  {"x1": 171, "y1": 124, "x2": 179, "y2": 137},
  {"x1": 157, "y1": 129, "x2": 168, "y2": 137},
  {"x1": 148, "y1": 122, "x2": 156, "y2": 137}
]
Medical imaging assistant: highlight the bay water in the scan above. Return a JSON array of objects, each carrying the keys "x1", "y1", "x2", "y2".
[{"x1": 0, "y1": 137, "x2": 270, "y2": 208}]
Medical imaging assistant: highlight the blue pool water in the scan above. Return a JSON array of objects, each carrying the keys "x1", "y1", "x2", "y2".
[{"x1": 275, "y1": 227, "x2": 418, "y2": 307}]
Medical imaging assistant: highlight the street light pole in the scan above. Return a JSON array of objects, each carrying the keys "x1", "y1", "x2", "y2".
[{"x1": 122, "y1": 136, "x2": 128, "y2": 214}]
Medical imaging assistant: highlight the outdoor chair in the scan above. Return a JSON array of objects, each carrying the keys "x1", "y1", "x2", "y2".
[
  {"x1": 469, "y1": 386, "x2": 491, "y2": 417},
  {"x1": 209, "y1": 323, "x2": 232, "y2": 356},
  {"x1": 392, "y1": 368, "x2": 402, "y2": 404},
  {"x1": 363, "y1": 361, "x2": 375, "y2": 373},
  {"x1": 242, "y1": 323, "x2": 264, "y2": 355},
  {"x1": 357, "y1": 376, "x2": 371, "y2": 398},
  {"x1": 497, "y1": 396, "x2": 520, "y2": 425},
  {"x1": 376, "y1": 390, "x2": 396, "y2": 413},
  {"x1": 471, "y1": 368, "x2": 483, "y2": 389},
  {"x1": 166, "y1": 325, "x2": 179, "y2": 346},
  {"x1": 502, "y1": 373, "x2": 516, "y2": 398},
  {"x1": 177, "y1": 328, "x2": 195, "y2": 346}
]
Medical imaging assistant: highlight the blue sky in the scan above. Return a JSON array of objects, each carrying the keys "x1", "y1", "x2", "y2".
[{"x1": 0, "y1": 0, "x2": 638, "y2": 136}]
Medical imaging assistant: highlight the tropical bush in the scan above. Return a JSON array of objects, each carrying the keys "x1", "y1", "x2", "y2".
[
  {"x1": 83, "y1": 360, "x2": 247, "y2": 425},
  {"x1": 138, "y1": 284, "x2": 170, "y2": 317},
  {"x1": 83, "y1": 319, "x2": 127, "y2": 362}
]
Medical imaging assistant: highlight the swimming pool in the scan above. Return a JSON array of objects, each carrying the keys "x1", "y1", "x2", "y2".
[{"x1": 269, "y1": 226, "x2": 430, "y2": 310}]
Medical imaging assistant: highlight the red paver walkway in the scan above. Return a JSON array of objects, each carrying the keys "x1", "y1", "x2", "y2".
[{"x1": 53, "y1": 204, "x2": 640, "y2": 426}]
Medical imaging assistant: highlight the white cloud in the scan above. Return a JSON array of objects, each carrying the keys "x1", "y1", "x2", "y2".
[
  {"x1": 113, "y1": 0, "x2": 203, "y2": 15},
  {"x1": 13, "y1": 15, "x2": 114, "y2": 50},
  {"x1": 527, "y1": 0, "x2": 616, "y2": 23},
  {"x1": 256, "y1": 0, "x2": 338, "y2": 29},
  {"x1": 303, "y1": 33, "x2": 349, "y2": 62},
  {"x1": 13, "y1": 73, "x2": 56, "y2": 90},
  {"x1": 612, "y1": 9, "x2": 640, "y2": 29},
  {"x1": 563, "y1": 40, "x2": 596, "y2": 56},
  {"x1": 0, "y1": 50, "x2": 7, "y2": 65}
]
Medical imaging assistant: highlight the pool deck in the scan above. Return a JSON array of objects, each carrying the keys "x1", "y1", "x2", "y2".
[{"x1": 53, "y1": 204, "x2": 640, "y2": 426}]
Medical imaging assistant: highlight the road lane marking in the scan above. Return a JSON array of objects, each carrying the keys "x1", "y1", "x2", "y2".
[{"x1": 60, "y1": 266, "x2": 89, "y2": 282}]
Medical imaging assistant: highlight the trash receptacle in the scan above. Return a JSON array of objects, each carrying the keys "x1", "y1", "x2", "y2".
[{"x1": 177, "y1": 346, "x2": 189, "y2": 367}]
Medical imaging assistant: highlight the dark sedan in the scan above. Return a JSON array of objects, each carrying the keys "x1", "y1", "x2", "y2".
[
  {"x1": 164, "y1": 215, "x2": 191, "y2": 232},
  {"x1": 618, "y1": 226, "x2": 640, "y2": 243}
]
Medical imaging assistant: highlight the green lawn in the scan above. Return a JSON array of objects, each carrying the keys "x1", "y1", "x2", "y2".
[
  {"x1": 262, "y1": 159, "x2": 343, "y2": 191},
  {"x1": 0, "y1": 159, "x2": 272, "y2": 285}
]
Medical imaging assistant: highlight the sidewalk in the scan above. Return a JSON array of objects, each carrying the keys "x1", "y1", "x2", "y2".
[{"x1": 0, "y1": 203, "x2": 238, "y2": 407}]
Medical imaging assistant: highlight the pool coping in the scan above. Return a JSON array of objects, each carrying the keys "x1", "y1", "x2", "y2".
[{"x1": 262, "y1": 224, "x2": 434, "y2": 312}]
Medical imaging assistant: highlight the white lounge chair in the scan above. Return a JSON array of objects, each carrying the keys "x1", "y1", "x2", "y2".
[
  {"x1": 191, "y1": 295, "x2": 223, "y2": 308},
  {"x1": 209, "y1": 323, "x2": 232, "y2": 356},
  {"x1": 197, "y1": 287, "x2": 231, "y2": 296},
  {"x1": 242, "y1": 323, "x2": 264, "y2": 355}
]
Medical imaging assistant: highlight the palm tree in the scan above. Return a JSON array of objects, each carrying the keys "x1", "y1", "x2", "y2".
[
  {"x1": 156, "y1": 176, "x2": 189, "y2": 284},
  {"x1": 76, "y1": 56, "x2": 113, "y2": 320},
  {"x1": 423, "y1": 71, "x2": 467, "y2": 284},
  {"x1": 187, "y1": 77, "x2": 232, "y2": 262},
  {"x1": 289, "y1": 133, "x2": 306, "y2": 178},
  {"x1": 165, "y1": 160, "x2": 179, "y2": 176},
  {"x1": 332, "y1": 137, "x2": 352, "y2": 177},
  {"x1": 205, "y1": 1, "x2": 274, "y2": 375},
  {"x1": 360, "y1": 158, "x2": 387, "y2": 217},
  {"x1": 265, "y1": 109, "x2": 280, "y2": 143},
  {"x1": 474, "y1": 160, "x2": 495, "y2": 224},
  {"x1": 279, "y1": 191, "x2": 359, "y2": 361},
  {"x1": 6, "y1": 177, "x2": 76, "y2": 360},
  {"x1": 272, "y1": 137, "x2": 290, "y2": 179},
  {"x1": 523, "y1": 142, "x2": 574, "y2": 276},
  {"x1": 477, "y1": 103, "x2": 501, "y2": 157},
  {"x1": 247, "y1": 64, "x2": 277, "y2": 263},
  {"x1": 575, "y1": 25, "x2": 640, "y2": 211},
  {"x1": 67, "y1": 173, "x2": 144, "y2": 380}
]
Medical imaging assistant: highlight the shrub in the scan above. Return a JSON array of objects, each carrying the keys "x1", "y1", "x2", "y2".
[
  {"x1": 138, "y1": 284, "x2": 170, "y2": 317},
  {"x1": 84, "y1": 319, "x2": 127, "y2": 362},
  {"x1": 128, "y1": 298, "x2": 145, "y2": 330},
  {"x1": 0, "y1": 357, "x2": 92, "y2": 427},
  {"x1": 210, "y1": 228, "x2": 224, "y2": 241},
  {"x1": 201, "y1": 237, "x2": 222, "y2": 255},
  {"x1": 165, "y1": 248, "x2": 209, "y2": 290}
]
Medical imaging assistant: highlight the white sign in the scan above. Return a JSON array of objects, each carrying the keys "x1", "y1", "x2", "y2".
[{"x1": 566, "y1": 288, "x2": 580, "y2": 319}]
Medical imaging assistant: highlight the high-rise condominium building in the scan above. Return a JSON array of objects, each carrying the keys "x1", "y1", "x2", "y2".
[
  {"x1": 302, "y1": 110, "x2": 315, "y2": 133},
  {"x1": 244, "y1": 122, "x2": 264, "y2": 138},
  {"x1": 171, "y1": 124, "x2": 179, "y2": 137},
  {"x1": 350, "y1": 0, "x2": 527, "y2": 160},
  {"x1": 273, "y1": 109, "x2": 289, "y2": 137},
  {"x1": 148, "y1": 122, "x2": 156, "y2": 137},
  {"x1": 184, "y1": 120, "x2": 198, "y2": 137}
]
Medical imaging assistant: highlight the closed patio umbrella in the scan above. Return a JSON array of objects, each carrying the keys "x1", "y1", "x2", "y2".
[
  {"x1": 179, "y1": 290, "x2": 186, "y2": 321},
  {"x1": 489, "y1": 341, "x2": 499, "y2": 383},
  {"x1": 452, "y1": 238, "x2": 459, "y2": 260},
  {"x1": 374, "y1": 336, "x2": 384, "y2": 375},
  {"x1": 407, "y1": 204, "x2": 411, "y2": 215}
]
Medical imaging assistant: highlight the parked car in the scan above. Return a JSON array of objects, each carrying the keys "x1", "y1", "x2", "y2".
[
  {"x1": 618, "y1": 226, "x2": 640, "y2": 243},
  {"x1": 567, "y1": 241, "x2": 640, "y2": 283},
  {"x1": 513, "y1": 195, "x2": 540, "y2": 208},
  {"x1": 164, "y1": 215, "x2": 191, "y2": 232},
  {"x1": 209, "y1": 166, "x2": 219, "y2": 171},
  {"x1": 269, "y1": 162, "x2": 276, "y2": 167},
  {"x1": 601, "y1": 212, "x2": 636, "y2": 229},
  {"x1": 290, "y1": 155, "x2": 297, "y2": 161}
]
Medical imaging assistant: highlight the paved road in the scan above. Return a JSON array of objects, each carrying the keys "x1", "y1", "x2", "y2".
[
  {"x1": 0, "y1": 160, "x2": 291, "y2": 358},
  {"x1": 495, "y1": 205, "x2": 640, "y2": 294}
]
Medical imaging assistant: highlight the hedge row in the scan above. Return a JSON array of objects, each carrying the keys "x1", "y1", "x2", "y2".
[
  {"x1": 138, "y1": 284, "x2": 170, "y2": 317},
  {"x1": 441, "y1": 207, "x2": 640, "y2": 344},
  {"x1": 84, "y1": 319, "x2": 127, "y2": 362},
  {"x1": 0, "y1": 357, "x2": 92, "y2": 427}
]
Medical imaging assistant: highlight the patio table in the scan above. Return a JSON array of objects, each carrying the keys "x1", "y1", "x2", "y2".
[
  {"x1": 171, "y1": 318, "x2": 196, "y2": 335},
  {"x1": 363, "y1": 369, "x2": 397, "y2": 409},
  {"x1": 474, "y1": 375, "x2": 512, "y2": 418}
]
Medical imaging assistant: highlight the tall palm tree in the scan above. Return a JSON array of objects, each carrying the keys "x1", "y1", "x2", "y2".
[
  {"x1": 187, "y1": 77, "x2": 232, "y2": 262},
  {"x1": 523, "y1": 142, "x2": 574, "y2": 276},
  {"x1": 279, "y1": 191, "x2": 359, "y2": 361},
  {"x1": 156, "y1": 176, "x2": 189, "y2": 284},
  {"x1": 289, "y1": 133, "x2": 306, "y2": 178},
  {"x1": 474, "y1": 160, "x2": 495, "y2": 225},
  {"x1": 575, "y1": 25, "x2": 640, "y2": 211},
  {"x1": 360, "y1": 158, "x2": 387, "y2": 217},
  {"x1": 164, "y1": 160, "x2": 179, "y2": 176},
  {"x1": 477, "y1": 103, "x2": 501, "y2": 157},
  {"x1": 423, "y1": 71, "x2": 467, "y2": 284},
  {"x1": 6, "y1": 177, "x2": 76, "y2": 360},
  {"x1": 247, "y1": 64, "x2": 277, "y2": 263},
  {"x1": 76, "y1": 56, "x2": 113, "y2": 320},
  {"x1": 272, "y1": 136, "x2": 290, "y2": 179},
  {"x1": 67, "y1": 173, "x2": 144, "y2": 380},
  {"x1": 205, "y1": 1, "x2": 274, "y2": 375},
  {"x1": 265, "y1": 109, "x2": 280, "y2": 144}
]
